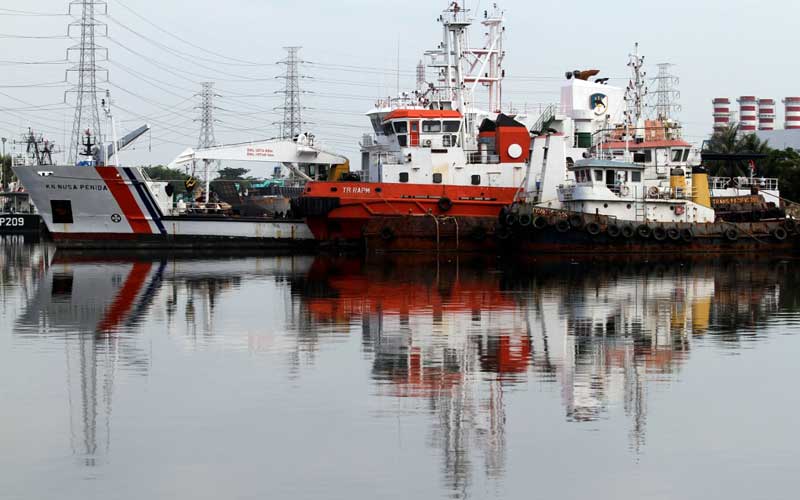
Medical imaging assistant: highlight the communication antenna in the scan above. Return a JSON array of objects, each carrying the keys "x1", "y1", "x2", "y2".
[
  {"x1": 66, "y1": 0, "x2": 108, "y2": 165},
  {"x1": 624, "y1": 42, "x2": 647, "y2": 139},
  {"x1": 275, "y1": 47, "x2": 309, "y2": 139}
]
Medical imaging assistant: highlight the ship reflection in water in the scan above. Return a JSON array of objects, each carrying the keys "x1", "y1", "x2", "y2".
[{"x1": 3, "y1": 240, "x2": 800, "y2": 499}]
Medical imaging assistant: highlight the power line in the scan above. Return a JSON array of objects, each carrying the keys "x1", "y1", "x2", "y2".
[{"x1": 109, "y1": 0, "x2": 269, "y2": 66}]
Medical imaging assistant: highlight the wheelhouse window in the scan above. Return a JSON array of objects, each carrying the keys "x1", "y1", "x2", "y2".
[
  {"x1": 594, "y1": 170, "x2": 603, "y2": 181},
  {"x1": 393, "y1": 121, "x2": 408, "y2": 134},
  {"x1": 422, "y1": 120, "x2": 442, "y2": 133},
  {"x1": 443, "y1": 120, "x2": 461, "y2": 132},
  {"x1": 631, "y1": 171, "x2": 642, "y2": 182},
  {"x1": 682, "y1": 149, "x2": 690, "y2": 162},
  {"x1": 672, "y1": 149, "x2": 684, "y2": 162},
  {"x1": 432, "y1": 173, "x2": 443, "y2": 184},
  {"x1": 382, "y1": 123, "x2": 394, "y2": 135},
  {"x1": 643, "y1": 149, "x2": 653, "y2": 163},
  {"x1": 397, "y1": 135, "x2": 408, "y2": 147}
]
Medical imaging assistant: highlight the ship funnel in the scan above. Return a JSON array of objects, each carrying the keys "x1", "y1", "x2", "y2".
[
  {"x1": 670, "y1": 167, "x2": 686, "y2": 197},
  {"x1": 691, "y1": 166, "x2": 711, "y2": 208}
]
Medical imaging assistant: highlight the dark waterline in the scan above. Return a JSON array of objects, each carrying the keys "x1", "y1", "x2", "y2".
[{"x1": 2, "y1": 236, "x2": 799, "y2": 499}]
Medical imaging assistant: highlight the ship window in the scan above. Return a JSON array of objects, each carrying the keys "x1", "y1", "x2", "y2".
[
  {"x1": 605, "y1": 170, "x2": 615, "y2": 186},
  {"x1": 613, "y1": 150, "x2": 624, "y2": 157},
  {"x1": 442, "y1": 135, "x2": 451, "y2": 147},
  {"x1": 382, "y1": 123, "x2": 394, "y2": 135},
  {"x1": 443, "y1": 120, "x2": 461, "y2": 132},
  {"x1": 397, "y1": 134, "x2": 408, "y2": 147},
  {"x1": 399, "y1": 172, "x2": 409, "y2": 183},
  {"x1": 422, "y1": 120, "x2": 442, "y2": 133},
  {"x1": 594, "y1": 170, "x2": 603, "y2": 181},
  {"x1": 471, "y1": 174, "x2": 480, "y2": 185},
  {"x1": 371, "y1": 116, "x2": 383, "y2": 134},
  {"x1": 51, "y1": 200, "x2": 73, "y2": 224},
  {"x1": 633, "y1": 152, "x2": 647, "y2": 163},
  {"x1": 632, "y1": 171, "x2": 642, "y2": 182},
  {"x1": 433, "y1": 173, "x2": 443, "y2": 184},
  {"x1": 683, "y1": 149, "x2": 690, "y2": 162},
  {"x1": 672, "y1": 149, "x2": 684, "y2": 162},
  {"x1": 643, "y1": 150, "x2": 652, "y2": 163},
  {"x1": 393, "y1": 121, "x2": 408, "y2": 133}
]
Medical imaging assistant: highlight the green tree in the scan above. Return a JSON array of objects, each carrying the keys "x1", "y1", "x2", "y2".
[
  {"x1": 143, "y1": 164, "x2": 191, "y2": 195},
  {"x1": 705, "y1": 123, "x2": 770, "y2": 177},
  {"x1": 1, "y1": 155, "x2": 14, "y2": 191},
  {"x1": 216, "y1": 167, "x2": 250, "y2": 180}
]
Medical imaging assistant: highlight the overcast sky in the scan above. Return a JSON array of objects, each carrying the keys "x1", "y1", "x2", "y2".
[{"x1": 1, "y1": 0, "x2": 798, "y2": 173}]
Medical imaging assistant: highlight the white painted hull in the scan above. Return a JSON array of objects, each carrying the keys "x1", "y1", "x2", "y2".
[{"x1": 13, "y1": 165, "x2": 314, "y2": 248}]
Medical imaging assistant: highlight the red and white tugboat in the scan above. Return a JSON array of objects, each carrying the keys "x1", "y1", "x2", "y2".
[{"x1": 293, "y1": 3, "x2": 530, "y2": 243}]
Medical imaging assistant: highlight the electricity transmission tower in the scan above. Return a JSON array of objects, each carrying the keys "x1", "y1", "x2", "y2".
[
  {"x1": 275, "y1": 47, "x2": 308, "y2": 139},
  {"x1": 650, "y1": 63, "x2": 681, "y2": 121},
  {"x1": 196, "y1": 82, "x2": 218, "y2": 150},
  {"x1": 66, "y1": 0, "x2": 108, "y2": 164}
]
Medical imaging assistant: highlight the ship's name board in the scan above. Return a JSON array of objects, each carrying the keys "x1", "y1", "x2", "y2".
[
  {"x1": 246, "y1": 148, "x2": 274, "y2": 158},
  {"x1": 44, "y1": 183, "x2": 109, "y2": 191},
  {"x1": 712, "y1": 195, "x2": 762, "y2": 206},
  {"x1": 342, "y1": 186, "x2": 371, "y2": 194}
]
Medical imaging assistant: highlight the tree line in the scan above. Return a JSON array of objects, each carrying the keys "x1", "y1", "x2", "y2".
[{"x1": 705, "y1": 123, "x2": 800, "y2": 203}]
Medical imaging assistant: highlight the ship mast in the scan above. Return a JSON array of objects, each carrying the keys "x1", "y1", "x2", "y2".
[
  {"x1": 625, "y1": 43, "x2": 647, "y2": 142},
  {"x1": 427, "y1": 2, "x2": 507, "y2": 149}
]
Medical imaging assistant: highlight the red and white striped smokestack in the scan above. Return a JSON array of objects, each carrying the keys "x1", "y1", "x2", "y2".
[
  {"x1": 738, "y1": 96, "x2": 758, "y2": 133},
  {"x1": 758, "y1": 98, "x2": 775, "y2": 131},
  {"x1": 784, "y1": 97, "x2": 800, "y2": 130},
  {"x1": 712, "y1": 97, "x2": 731, "y2": 132}
]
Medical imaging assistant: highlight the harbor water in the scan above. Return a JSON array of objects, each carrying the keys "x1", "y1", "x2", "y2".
[{"x1": 2, "y1": 236, "x2": 800, "y2": 499}]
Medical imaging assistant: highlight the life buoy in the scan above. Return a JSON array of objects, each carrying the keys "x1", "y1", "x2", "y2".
[
  {"x1": 438, "y1": 196, "x2": 453, "y2": 212},
  {"x1": 637, "y1": 225, "x2": 652, "y2": 238},
  {"x1": 470, "y1": 226, "x2": 487, "y2": 241},
  {"x1": 607, "y1": 224, "x2": 622, "y2": 238},
  {"x1": 586, "y1": 221, "x2": 601, "y2": 236},
  {"x1": 653, "y1": 226, "x2": 667, "y2": 241},
  {"x1": 518, "y1": 213, "x2": 532, "y2": 226},
  {"x1": 674, "y1": 205, "x2": 685, "y2": 216},
  {"x1": 380, "y1": 226, "x2": 395, "y2": 241},
  {"x1": 496, "y1": 225, "x2": 512, "y2": 240},
  {"x1": 784, "y1": 219, "x2": 797, "y2": 233},
  {"x1": 681, "y1": 228, "x2": 694, "y2": 242},
  {"x1": 621, "y1": 224, "x2": 635, "y2": 238},
  {"x1": 568, "y1": 214, "x2": 584, "y2": 229},
  {"x1": 533, "y1": 215, "x2": 548, "y2": 229},
  {"x1": 773, "y1": 227, "x2": 788, "y2": 241},
  {"x1": 667, "y1": 227, "x2": 681, "y2": 241},
  {"x1": 619, "y1": 185, "x2": 631, "y2": 197},
  {"x1": 505, "y1": 213, "x2": 517, "y2": 226},
  {"x1": 724, "y1": 227, "x2": 739, "y2": 241},
  {"x1": 556, "y1": 219, "x2": 571, "y2": 232},
  {"x1": 647, "y1": 186, "x2": 660, "y2": 198}
]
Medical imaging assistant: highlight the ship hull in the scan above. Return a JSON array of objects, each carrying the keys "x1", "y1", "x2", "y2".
[
  {"x1": 359, "y1": 214, "x2": 800, "y2": 254},
  {"x1": 13, "y1": 165, "x2": 315, "y2": 249},
  {"x1": 0, "y1": 213, "x2": 43, "y2": 234},
  {"x1": 292, "y1": 181, "x2": 519, "y2": 241}
]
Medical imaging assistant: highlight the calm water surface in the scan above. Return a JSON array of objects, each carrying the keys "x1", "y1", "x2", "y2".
[{"x1": 2, "y1": 236, "x2": 800, "y2": 499}]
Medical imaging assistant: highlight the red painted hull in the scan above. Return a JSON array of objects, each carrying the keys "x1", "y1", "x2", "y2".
[{"x1": 294, "y1": 181, "x2": 518, "y2": 241}]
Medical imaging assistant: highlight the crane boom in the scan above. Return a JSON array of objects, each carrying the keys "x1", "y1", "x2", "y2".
[{"x1": 173, "y1": 137, "x2": 348, "y2": 165}]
